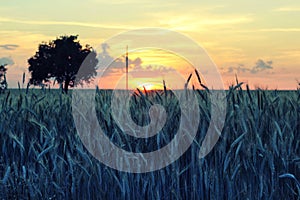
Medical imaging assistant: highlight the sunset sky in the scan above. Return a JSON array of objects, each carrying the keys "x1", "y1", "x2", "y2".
[{"x1": 0, "y1": 0, "x2": 299, "y2": 89}]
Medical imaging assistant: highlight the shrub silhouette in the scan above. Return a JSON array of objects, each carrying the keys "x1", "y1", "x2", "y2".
[{"x1": 0, "y1": 64, "x2": 8, "y2": 93}]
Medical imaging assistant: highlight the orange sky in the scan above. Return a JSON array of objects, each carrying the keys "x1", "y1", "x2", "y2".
[{"x1": 0, "y1": 0, "x2": 299, "y2": 90}]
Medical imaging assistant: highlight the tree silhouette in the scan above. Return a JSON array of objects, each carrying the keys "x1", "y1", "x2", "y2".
[
  {"x1": 28, "y1": 35, "x2": 98, "y2": 93},
  {"x1": 0, "y1": 64, "x2": 8, "y2": 93}
]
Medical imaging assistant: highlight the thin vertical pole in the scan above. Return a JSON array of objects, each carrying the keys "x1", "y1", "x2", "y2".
[{"x1": 126, "y1": 45, "x2": 128, "y2": 90}]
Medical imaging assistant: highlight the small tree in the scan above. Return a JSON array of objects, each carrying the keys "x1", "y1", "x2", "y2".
[
  {"x1": 28, "y1": 35, "x2": 98, "y2": 93},
  {"x1": 0, "y1": 64, "x2": 8, "y2": 93}
]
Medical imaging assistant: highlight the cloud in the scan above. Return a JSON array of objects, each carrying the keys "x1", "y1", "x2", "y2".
[
  {"x1": 130, "y1": 64, "x2": 176, "y2": 78},
  {"x1": 0, "y1": 17, "x2": 134, "y2": 30},
  {"x1": 250, "y1": 59, "x2": 273, "y2": 74},
  {"x1": 257, "y1": 28, "x2": 300, "y2": 32},
  {"x1": 156, "y1": 14, "x2": 253, "y2": 31},
  {"x1": 273, "y1": 7, "x2": 300, "y2": 12},
  {"x1": 227, "y1": 64, "x2": 249, "y2": 73},
  {"x1": 235, "y1": 28, "x2": 300, "y2": 33},
  {"x1": 0, "y1": 57, "x2": 14, "y2": 66},
  {"x1": 226, "y1": 59, "x2": 273, "y2": 74},
  {"x1": 97, "y1": 43, "x2": 143, "y2": 77},
  {"x1": 0, "y1": 44, "x2": 19, "y2": 50},
  {"x1": 97, "y1": 43, "x2": 176, "y2": 78}
]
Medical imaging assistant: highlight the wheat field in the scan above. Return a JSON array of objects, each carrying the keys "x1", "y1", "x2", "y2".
[{"x1": 0, "y1": 85, "x2": 299, "y2": 199}]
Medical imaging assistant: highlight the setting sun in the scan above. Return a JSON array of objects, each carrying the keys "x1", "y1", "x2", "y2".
[
  {"x1": 137, "y1": 82, "x2": 164, "y2": 91},
  {"x1": 96, "y1": 47, "x2": 198, "y2": 90}
]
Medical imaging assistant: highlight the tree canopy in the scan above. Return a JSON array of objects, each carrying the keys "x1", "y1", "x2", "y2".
[
  {"x1": 28, "y1": 35, "x2": 98, "y2": 93},
  {"x1": 0, "y1": 64, "x2": 8, "y2": 93}
]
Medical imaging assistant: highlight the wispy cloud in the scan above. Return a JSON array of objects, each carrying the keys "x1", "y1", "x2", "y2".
[
  {"x1": 273, "y1": 7, "x2": 300, "y2": 12},
  {"x1": 233, "y1": 28, "x2": 300, "y2": 33},
  {"x1": 0, "y1": 17, "x2": 134, "y2": 30},
  {"x1": 0, "y1": 44, "x2": 19, "y2": 50},
  {"x1": 277, "y1": 49, "x2": 300, "y2": 59},
  {"x1": 131, "y1": 65, "x2": 176, "y2": 78},
  {"x1": 88, "y1": 0, "x2": 178, "y2": 6},
  {"x1": 198, "y1": 17, "x2": 253, "y2": 25},
  {"x1": 227, "y1": 64, "x2": 249, "y2": 74},
  {"x1": 226, "y1": 59, "x2": 273, "y2": 74},
  {"x1": 0, "y1": 57, "x2": 14, "y2": 66},
  {"x1": 257, "y1": 28, "x2": 300, "y2": 32},
  {"x1": 152, "y1": 12, "x2": 253, "y2": 31},
  {"x1": 97, "y1": 43, "x2": 176, "y2": 78}
]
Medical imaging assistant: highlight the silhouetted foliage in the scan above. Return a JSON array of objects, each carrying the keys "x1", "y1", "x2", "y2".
[
  {"x1": 0, "y1": 64, "x2": 8, "y2": 93},
  {"x1": 28, "y1": 35, "x2": 98, "y2": 93}
]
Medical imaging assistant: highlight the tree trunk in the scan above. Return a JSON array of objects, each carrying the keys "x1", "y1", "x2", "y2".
[{"x1": 64, "y1": 79, "x2": 70, "y2": 94}]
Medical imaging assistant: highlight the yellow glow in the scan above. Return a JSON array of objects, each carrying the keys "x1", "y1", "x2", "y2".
[
  {"x1": 96, "y1": 48, "x2": 197, "y2": 90},
  {"x1": 137, "y1": 83, "x2": 164, "y2": 91},
  {"x1": 1, "y1": 0, "x2": 299, "y2": 89},
  {"x1": 128, "y1": 48, "x2": 191, "y2": 70}
]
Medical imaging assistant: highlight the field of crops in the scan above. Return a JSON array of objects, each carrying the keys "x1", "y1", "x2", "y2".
[{"x1": 0, "y1": 86, "x2": 299, "y2": 199}]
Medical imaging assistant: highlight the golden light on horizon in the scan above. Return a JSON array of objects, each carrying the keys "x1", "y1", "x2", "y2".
[
  {"x1": 0, "y1": 0, "x2": 299, "y2": 89},
  {"x1": 137, "y1": 82, "x2": 164, "y2": 91},
  {"x1": 97, "y1": 48, "x2": 197, "y2": 90}
]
